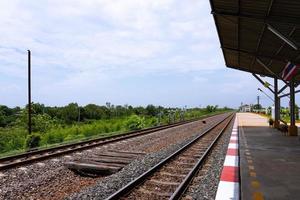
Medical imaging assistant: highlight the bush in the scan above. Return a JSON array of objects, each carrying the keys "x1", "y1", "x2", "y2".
[
  {"x1": 145, "y1": 117, "x2": 158, "y2": 127},
  {"x1": 124, "y1": 115, "x2": 145, "y2": 130},
  {"x1": 41, "y1": 130, "x2": 64, "y2": 145},
  {"x1": 31, "y1": 114, "x2": 55, "y2": 133},
  {"x1": 0, "y1": 105, "x2": 233, "y2": 157},
  {"x1": 82, "y1": 125, "x2": 98, "y2": 137},
  {"x1": 0, "y1": 128, "x2": 26, "y2": 153},
  {"x1": 25, "y1": 133, "x2": 41, "y2": 149},
  {"x1": 111, "y1": 121, "x2": 122, "y2": 132}
]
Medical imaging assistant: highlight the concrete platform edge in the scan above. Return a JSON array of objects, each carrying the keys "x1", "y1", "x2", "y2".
[{"x1": 215, "y1": 116, "x2": 240, "y2": 200}]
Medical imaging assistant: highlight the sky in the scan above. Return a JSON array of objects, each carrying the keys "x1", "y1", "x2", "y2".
[{"x1": 0, "y1": 0, "x2": 291, "y2": 108}]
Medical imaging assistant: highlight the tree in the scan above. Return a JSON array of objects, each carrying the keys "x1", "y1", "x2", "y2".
[
  {"x1": 206, "y1": 105, "x2": 214, "y2": 113},
  {"x1": 60, "y1": 103, "x2": 79, "y2": 124},
  {"x1": 146, "y1": 105, "x2": 157, "y2": 116},
  {"x1": 134, "y1": 106, "x2": 146, "y2": 115},
  {"x1": 31, "y1": 114, "x2": 55, "y2": 133},
  {"x1": 253, "y1": 104, "x2": 262, "y2": 109},
  {"x1": 31, "y1": 103, "x2": 45, "y2": 114},
  {"x1": 115, "y1": 105, "x2": 126, "y2": 117},
  {"x1": 83, "y1": 104, "x2": 103, "y2": 120},
  {"x1": 0, "y1": 105, "x2": 20, "y2": 127}
]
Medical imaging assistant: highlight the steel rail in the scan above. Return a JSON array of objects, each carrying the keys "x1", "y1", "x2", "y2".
[
  {"x1": 105, "y1": 113, "x2": 234, "y2": 200},
  {"x1": 169, "y1": 114, "x2": 234, "y2": 200},
  {"x1": 0, "y1": 113, "x2": 226, "y2": 171}
]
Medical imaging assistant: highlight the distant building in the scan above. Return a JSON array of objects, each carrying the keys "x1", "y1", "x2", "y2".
[{"x1": 240, "y1": 104, "x2": 251, "y2": 112}]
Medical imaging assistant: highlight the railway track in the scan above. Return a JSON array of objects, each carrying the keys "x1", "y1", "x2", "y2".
[
  {"x1": 0, "y1": 113, "x2": 225, "y2": 171},
  {"x1": 105, "y1": 113, "x2": 234, "y2": 200}
]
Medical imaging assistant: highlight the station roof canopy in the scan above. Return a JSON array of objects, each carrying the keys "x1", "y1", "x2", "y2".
[{"x1": 210, "y1": 0, "x2": 300, "y2": 81}]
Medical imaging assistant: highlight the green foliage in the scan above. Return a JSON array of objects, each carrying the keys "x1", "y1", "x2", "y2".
[
  {"x1": 41, "y1": 129, "x2": 64, "y2": 145},
  {"x1": 83, "y1": 104, "x2": 108, "y2": 120},
  {"x1": 40, "y1": 118, "x2": 125, "y2": 145},
  {"x1": 146, "y1": 117, "x2": 158, "y2": 127},
  {"x1": 124, "y1": 115, "x2": 145, "y2": 130},
  {"x1": 145, "y1": 105, "x2": 158, "y2": 116},
  {"x1": 0, "y1": 128, "x2": 26, "y2": 153},
  {"x1": 253, "y1": 104, "x2": 262, "y2": 109},
  {"x1": 32, "y1": 114, "x2": 56, "y2": 132},
  {"x1": 0, "y1": 103, "x2": 232, "y2": 157},
  {"x1": 134, "y1": 106, "x2": 146, "y2": 115},
  {"x1": 59, "y1": 103, "x2": 80, "y2": 124},
  {"x1": 0, "y1": 105, "x2": 20, "y2": 127},
  {"x1": 31, "y1": 103, "x2": 46, "y2": 115},
  {"x1": 206, "y1": 105, "x2": 218, "y2": 113},
  {"x1": 295, "y1": 104, "x2": 299, "y2": 120},
  {"x1": 25, "y1": 133, "x2": 41, "y2": 149},
  {"x1": 14, "y1": 109, "x2": 56, "y2": 133}
]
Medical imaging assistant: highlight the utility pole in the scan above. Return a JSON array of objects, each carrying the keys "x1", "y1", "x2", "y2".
[
  {"x1": 28, "y1": 50, "x2": 32, "y2": 135},
  {"x1": 257, "y1": 96, "x2": 260, "y2": 106}
]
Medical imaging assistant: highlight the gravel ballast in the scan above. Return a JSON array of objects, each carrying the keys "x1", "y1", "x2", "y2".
[
  {"x1": 185, "y1": 116, "x2": 234, "y2": 200},
  {"x1": 68, "y1": 114, "x2": 232, "y2": 199},
  {"x1": 68, "y1": 131, "x2": 203, "y2": 199},
  {"x1": 0, "y1": 114, "x2": 228, "y2": 200}
]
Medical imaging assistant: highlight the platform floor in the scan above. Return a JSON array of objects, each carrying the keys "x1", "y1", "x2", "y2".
[{"x1": 238, "y1": 113, "x2": 300, "y2": 200}]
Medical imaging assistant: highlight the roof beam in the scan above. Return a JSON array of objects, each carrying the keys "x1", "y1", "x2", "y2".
[
  {"x1": 278, "y1": 84, "x2": 288, "y2": 94},
  {"x1": 249, "y1": 25, "x2": 266, "y2": 73},
  {"x1": 211, "y1": 11, "x2": 300, "y2": 26},
  {"x1": 279, "y1": 89, "x2": 300, "y2": 98},
  {"x1": 249, "y1": 0, "x2": 274, "y2": 75},
  {"x1": 252, "y1": 73, "x2": 274, "y2": 94},
  {"x1": 266, "y1": 0, "x2": 275, "y2": 16},
  {"x1": 222, "y1": 46, "x2": 292, "y2": 63},
  {"x1": 267, "y1": 24, "x2": 299, "y2": 50},
  {"x1": 256, "y1": 58, "x2": 281, "y2": 79},
  {"x1": 266, "y1": 26, "x2": 297, "y2": 67},
  {"x1": 226, "y1": 65, "x2": 275, "y2": 78},
  {"x1": 256, "y1": 58, "x2": 288, "y2": 85}
]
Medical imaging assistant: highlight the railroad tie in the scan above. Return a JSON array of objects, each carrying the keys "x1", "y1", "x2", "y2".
[
  {"x1": 64, "y1": 150, "x2": 145, "y2": 176},
  {"x1": 136, "y1": 188, "x2": 173, "y2": 198}
]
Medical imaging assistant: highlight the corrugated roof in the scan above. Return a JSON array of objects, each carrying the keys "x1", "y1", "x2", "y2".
[{"x1": 210, "y1": 0, "x2": 300, "y2": 80}]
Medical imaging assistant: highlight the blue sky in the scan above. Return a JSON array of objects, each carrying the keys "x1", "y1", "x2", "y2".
[{"x1": 0, "y1": 0, "x2": 290, "y2": 108}]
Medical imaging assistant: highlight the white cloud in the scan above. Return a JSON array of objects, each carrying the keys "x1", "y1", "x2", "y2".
[
  {"x1": 0, "y1": 0, "x2": 250, "y2": 107},
  {"x1": 0, "y1": 0, "x2": 218, "y2": 73}
]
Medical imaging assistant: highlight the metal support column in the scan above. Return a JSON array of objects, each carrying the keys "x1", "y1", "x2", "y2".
[
  {"x1": 289, "y1": 79, "x2": 298, "y2": 136},
  {"x1": 274, "y1": 78, "x2": 280, "y2": 128}
]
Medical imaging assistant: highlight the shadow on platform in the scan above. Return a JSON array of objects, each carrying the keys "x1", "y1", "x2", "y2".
[{"x1": 239, "y1": 124, "x2": 300, "y2": 200}]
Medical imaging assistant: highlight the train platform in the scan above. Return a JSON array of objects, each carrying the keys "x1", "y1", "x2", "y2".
[{"x1": 238, "y1": 113, "x2": 300, "y2": 200}]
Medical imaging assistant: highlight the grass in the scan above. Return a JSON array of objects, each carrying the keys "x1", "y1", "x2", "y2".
[
  {"x1": 0, "y1": 111, "x2": 230, "y2": 158},
  {"x1": 0, "y1": 116, "x2": 160, "y2": 157}
]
